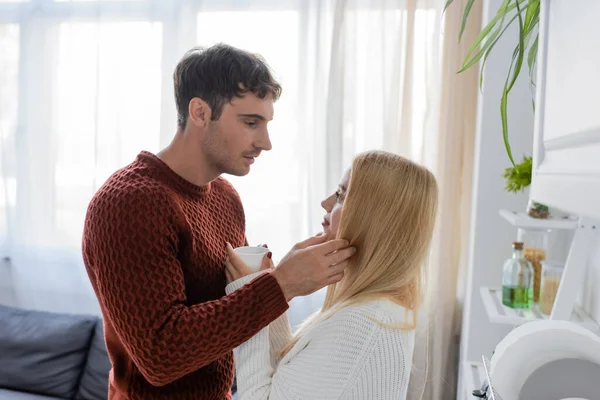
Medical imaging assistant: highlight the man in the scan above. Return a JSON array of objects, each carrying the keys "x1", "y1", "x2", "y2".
[{"x1": 82, "y1": 44, "x2": 355, "y2": 399}]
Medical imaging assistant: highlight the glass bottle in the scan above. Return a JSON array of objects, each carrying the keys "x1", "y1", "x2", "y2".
[
  {"x1": 517, "y1": 228, "x2": 549, "y2": 303},
  {"x1": 539, "y1": 261, "x2": 564, "y2": 315},
  {"x1": 502, "y1": 241, "x2": 534, "y2": 309}
]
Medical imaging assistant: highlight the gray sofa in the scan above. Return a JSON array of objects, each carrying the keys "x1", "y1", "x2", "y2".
[
  {"x1": 0, "y1": 305, "x2": 239, "y2": 399},
  {"x1": 0, "y1": 305, "x2": 111, "y2": 399}
]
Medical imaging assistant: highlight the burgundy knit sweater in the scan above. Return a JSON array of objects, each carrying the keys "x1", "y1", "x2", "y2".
[{"x1": 82, "y1": 151, "x2": 288, "y2": 400}]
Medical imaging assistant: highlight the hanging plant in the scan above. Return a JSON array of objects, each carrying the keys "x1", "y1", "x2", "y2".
[
  {"x1": 444, "y1": 0, "x2": 540, "y2": 168},
  {"x1": 502, "y1": 155, "x2": 531, "y2": 193}
]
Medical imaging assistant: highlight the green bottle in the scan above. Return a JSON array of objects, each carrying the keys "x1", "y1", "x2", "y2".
[{"x1": 502, "y1": 241, "x2": 534, "y2": 308}]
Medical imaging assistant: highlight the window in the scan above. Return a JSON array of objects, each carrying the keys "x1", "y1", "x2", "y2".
[
  {"x1": 1, "y1": 0, "x2": 444, "y2": 277},
  {"x1": 197, "y1": 9, "x2": 302, "y2": 251},
  {"x1": 0, "y1": 24, "x2": 19, "y2": 250},
  {"x1": 54, "y1": 21, "x2": 162, "y2": 245},
  {"x1": 55, "y1": 0, "x2": 142, "y2": 2}
]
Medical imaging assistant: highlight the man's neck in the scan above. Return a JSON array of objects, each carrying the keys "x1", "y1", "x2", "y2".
[{"x1": 157, "y1": 131, "x2": 219, "y2": 187}]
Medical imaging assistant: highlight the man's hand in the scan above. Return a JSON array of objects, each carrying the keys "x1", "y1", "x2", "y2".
[{"x1": 271, "y1": 234, "x2": 356, "y2": 301}]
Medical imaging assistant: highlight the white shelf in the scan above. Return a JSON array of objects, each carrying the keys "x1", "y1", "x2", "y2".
[
  {"x1": 499, "y1": 209, "x2": 578, "y2": 230},
  {"x1": 480, "y1": 287, "x2": 599, "y2": 332},
  {"x1": 463, "y1": 361, "x2": 486, "y2": 399}
]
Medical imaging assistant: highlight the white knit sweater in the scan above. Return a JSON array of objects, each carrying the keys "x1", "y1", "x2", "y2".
[{"x1": 226, "y1": 272, "x2": 415, "y2": 400}]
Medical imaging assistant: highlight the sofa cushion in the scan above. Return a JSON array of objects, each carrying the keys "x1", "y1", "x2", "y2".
[
  {"x1": 0, "y1": 305, "x2": 96, "y2": 398},
  {"x1": 0, "y1": 388, "x2": 63, "y2": 400},
  {"x1": 75, "y1": 320, "x2": 111, "y2": 400}
]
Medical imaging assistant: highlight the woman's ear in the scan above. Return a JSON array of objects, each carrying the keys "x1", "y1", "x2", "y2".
[{"x1": 188, "y1": 97, "x2": 211, "y2": 127}]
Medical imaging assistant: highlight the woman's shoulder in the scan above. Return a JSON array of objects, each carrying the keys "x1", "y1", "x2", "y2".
[
  {"x1": 328, "y1": 298, "x2": 411, "y2": 326},
  {"x1": 293, "y1": 299, "x2": 415, "y2": 369},
  {"x1": 280, "y1": 299, "x2": 415, "y2": 380},
  {"x1": 305, "y1": 299, "x2": 415, "y2": 345}
]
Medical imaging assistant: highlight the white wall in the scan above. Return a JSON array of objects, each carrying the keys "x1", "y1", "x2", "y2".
[
  {"x1": 582, "y1": 240, "x2": 600, "y2": 323},
  {"x1": 458, "y1": 0, "x2": 536, "y2": 390},
  {"x1": 460, "y1": 1, "x2": 600, "y2": 399}
]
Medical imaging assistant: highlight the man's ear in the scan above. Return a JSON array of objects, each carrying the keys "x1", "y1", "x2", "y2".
[{"x1": 188, "y1": 97, "x2": 212, "y2": 127}]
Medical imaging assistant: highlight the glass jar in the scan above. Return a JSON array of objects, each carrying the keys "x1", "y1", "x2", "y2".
[
  {"x1": 539, "y1": 261, "x2": 564, "y2": 315},
  {"x1": 502, "y1": 241, "x2": 534, "y2": 309},
  {"x1": 527, "y1": 199, "x2": 550, "y2": 219},
  {"x1": 517, "y1": 228, "x2": 549, "y2": 303}
]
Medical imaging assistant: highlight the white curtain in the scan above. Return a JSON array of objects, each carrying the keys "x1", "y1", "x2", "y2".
[
  {"x1": 0, "y1": 1, "x2": 168, "y2": 310},
  {"x1": 0, "y1": 1, "x2": 474, "y2": 398},
  {"x1": 407, "y1": 1, "x2": 481, "y2": 399},
  {"x1": 0, "y1": 0, "x2": 446, "y2": 309},
  {"x1": 194, "y1": 0, "x2": 445, "y2": 259}
]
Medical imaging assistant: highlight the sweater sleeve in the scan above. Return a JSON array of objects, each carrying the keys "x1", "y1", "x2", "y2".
[
  {"x1": 266, "y1": 312, "x2": 293, "y2": 368},
  {"x1": 233, "y1": 306, "x2": 411, "y2": 400},
  {"x1": 226, "y1": 274, "x2": 293, "y2": 368},
  {"x1": 83, "y1": 187, "x2": 288, "y2": 387}
]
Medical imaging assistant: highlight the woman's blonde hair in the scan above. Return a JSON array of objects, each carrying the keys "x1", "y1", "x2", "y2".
[{"x1": 281, "y1": 150, "x2": 438, "y2": 356}]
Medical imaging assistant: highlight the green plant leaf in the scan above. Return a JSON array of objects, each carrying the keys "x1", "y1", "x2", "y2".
[
  {"x1": 507, "y1": 43, "x2": 520, "y2": 87},
  {"x1": 506, "y1": 0, "x2": 526, "y2": 93},
  {"x1": 462, "y1": 0, "x2": 522, "y2": 65},
  {"x1": 499, "y1": 35, "x2": 525, "y2": 168},
  {"x1": 478, "y1": 10, "x2": 523, "y2": 88},
  {"x1": 500, "y1": 32, "x2": 521, "y2": 168},
  {"x1": 528, "y1": 35, "x2": 539, "y2": 85},
  {"x1": 443, "y1": 0, "x2": 455, "y2": 13},
  {"x1": 522, "y1": 8, "x2": 539, "y2": 50},
  {"x1": 459, "y1": 0, "x2": 477, "y2": 40},
  {"x1": 524, "y1": 0, "x2": 540, "y2": 32},
  {"x1": 460, "y1": 25, "x2": 509, "y2": 72},
  {"x1": 460, "y1": 1, "x2": 528, "y2": 73},
  {"x1": 520, "y1": 5, "x2": 540, "y2": 76},
  {"x1": 449, "y1": 0, "x2": 541, "y2": 166},
  {"x1": 502, "y1": 155, "x2": 532, "y2": 192},
  {"x1": 501, "y1": 71, "x2": 516, "y2": 167}
]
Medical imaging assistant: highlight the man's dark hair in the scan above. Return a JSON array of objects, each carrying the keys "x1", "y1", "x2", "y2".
[{"x1": 173, "y1": 43, "x2": 282, "y2": 129}]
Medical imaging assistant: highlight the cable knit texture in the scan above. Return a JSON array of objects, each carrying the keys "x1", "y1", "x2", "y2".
[
  {"x1": 82, "y1": 152, "x2": 288, "y2": 400},
  {"x1": 226, "y1": 275, "x2": 415, "y2": 400}
]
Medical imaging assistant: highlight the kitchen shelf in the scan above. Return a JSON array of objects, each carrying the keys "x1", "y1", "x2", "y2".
[
  {"x1": 479, "y1": 287, "x2": 599, "y2": 332},
  {"x1": 463, "y1": 361, "x2": 486, "y2": 399},
  {"x1": 499, "y1": 209, "x2": 578, "y2": 230}
]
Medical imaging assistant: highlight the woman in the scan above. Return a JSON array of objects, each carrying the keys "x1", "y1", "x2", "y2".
[{"x1": 225, "y1": 150, "x2": 438, "y2": 399}]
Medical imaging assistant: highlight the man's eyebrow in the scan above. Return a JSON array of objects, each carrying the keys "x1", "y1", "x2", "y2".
[{"x1": 238, "y1": 113, "x2": 266, "y2": 121}]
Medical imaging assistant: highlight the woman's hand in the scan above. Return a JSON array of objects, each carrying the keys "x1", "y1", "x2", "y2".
[
  {"x1": 225, "y1": 243, "x2": 274, "y2": 284},
  {"x1": 257, "y1": 244, "x2": 275, "y2": 272}
]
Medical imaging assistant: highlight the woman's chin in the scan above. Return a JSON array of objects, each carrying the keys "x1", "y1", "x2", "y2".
[{"x1": 321, "y1": 227, "x2": 335, "y2": 240}]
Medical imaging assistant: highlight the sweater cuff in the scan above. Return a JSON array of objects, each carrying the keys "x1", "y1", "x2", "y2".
[
  {"x1": 225, "y1": 271, "x2": 267, "y2": 294},
  {"x1": 249, "y1": 272, "x2": 289, "y2": 317},
  {"x1": 226, "y1": 272, "x2": 288, "y2": 322}
]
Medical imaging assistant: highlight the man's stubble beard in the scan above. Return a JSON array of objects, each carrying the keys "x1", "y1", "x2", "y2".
[{"x1": 202, "y1": 122, "x2": 245, "y2": 177}]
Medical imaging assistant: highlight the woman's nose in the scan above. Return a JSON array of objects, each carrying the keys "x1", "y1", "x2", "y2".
[{"x1": 321, "y1": 195, "x2": 333, "y2": 211}]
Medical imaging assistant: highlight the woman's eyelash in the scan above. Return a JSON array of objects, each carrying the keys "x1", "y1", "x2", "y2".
[{"x1": 335, "y1": 190, "x2": 341, "y2": 199}]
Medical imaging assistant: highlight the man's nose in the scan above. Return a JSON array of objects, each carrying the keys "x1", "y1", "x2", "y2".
[{"x1": 255, "y1": 129, "x2": 272, "y2": 151}]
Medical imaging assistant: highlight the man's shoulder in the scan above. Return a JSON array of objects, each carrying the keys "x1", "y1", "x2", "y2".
[{"x1": 88, "y1": 165, "x2": 173, "y2": 216}]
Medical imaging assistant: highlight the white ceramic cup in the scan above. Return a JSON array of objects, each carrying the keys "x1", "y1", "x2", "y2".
[{"x1": 233, "y1": 246, "x2": 270, "y2": 272}]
